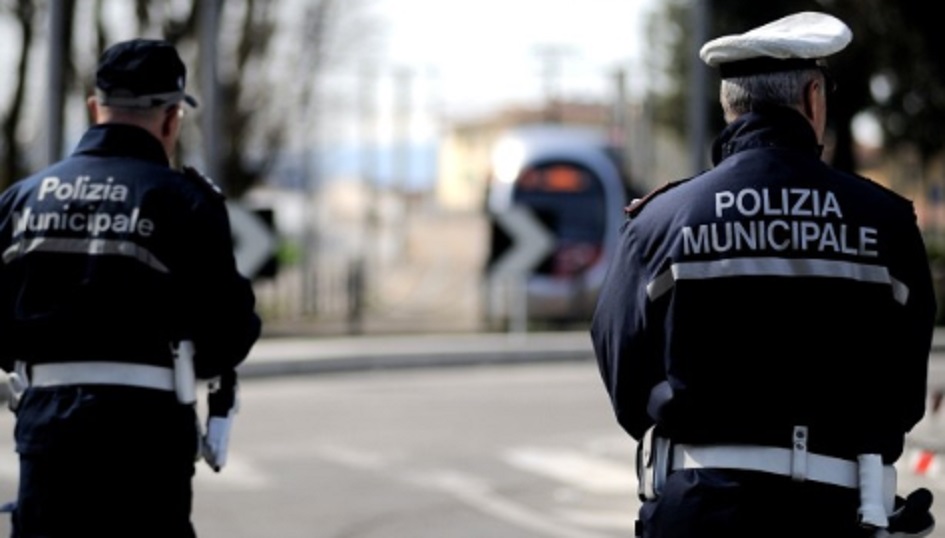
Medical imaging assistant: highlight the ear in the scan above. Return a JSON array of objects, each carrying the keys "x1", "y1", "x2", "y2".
[
  {"x1": 161, "y1": 107, "x2": 179, "y2": 138},
  {"x1": 802, "y1": 79, "x2": 819, "y2": 121},
  {"x1": 87, "y1": 96, "x2": 100, "y2": 122}
]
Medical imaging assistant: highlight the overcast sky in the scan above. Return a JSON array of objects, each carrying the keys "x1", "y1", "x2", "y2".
[{"x1": 370, "y1": 0, "x2": 658, "y2": 120}]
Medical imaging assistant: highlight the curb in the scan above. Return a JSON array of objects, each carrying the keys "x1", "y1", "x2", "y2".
[
  {"x1": 0, "y1": 332, "x2": 595, "y2": 403},
  {"x1": 238, "y1": 331, "x2": 596, "y2": 378}
]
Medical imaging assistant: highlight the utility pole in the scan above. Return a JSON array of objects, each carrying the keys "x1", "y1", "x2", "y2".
[
  {"x1": 360, "y1": 64, "x2": 379, "y2": 250},
  {"x1": 199, "y1": 0, "x2": 223, "y2": 185},
  {"x1": 301, "y1": 79, "x2": 322, "y2": 317},
  {"x1": 46, "y1": 1, "x2": 69, "y2": 165},
  {"x1": 392, "y1": 67, "x2": 412, "y2": 262},
  {"x1": 350, "y1": 64, "x2": 379, "y2": 334},
  {"x1": 533, "y1": 45, "x2": 573, "y2": 123},
  {"x1": 610, "y1": 67, "x2": 630, "y2": 182},
  {"x1": 688, "y1": 0, "x2": 711, "y2": 174}
]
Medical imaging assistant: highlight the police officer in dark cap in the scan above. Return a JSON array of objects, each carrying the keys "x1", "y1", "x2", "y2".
[
  {"x1": 0, "y1": 38, "x2": 260, "y2": 537},
  {"x1": 591, "y1": 12, "x2": 936, "y2": 538}
]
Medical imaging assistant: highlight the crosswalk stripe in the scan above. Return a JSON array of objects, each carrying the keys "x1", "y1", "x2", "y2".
[
  {"x1": 555, "y1": 508, "x2": 637, "y2": 532},
  {"x1": 408, "y1": 469, "x2": 615, "y2": 538},
  {"x1": 0, "y1": 455, "x2": 16, "y2": 482},
  {"x1": 503, "y1": 447, "x2": 636, "y2": 494},
  {"x1": 194, "y1": 453, "x2": 273, "y2": 490}
]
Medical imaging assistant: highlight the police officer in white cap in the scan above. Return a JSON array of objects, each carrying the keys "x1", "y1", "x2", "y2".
[{"x1": 591, "y1": 12, "x2": 936, "y2": 537}]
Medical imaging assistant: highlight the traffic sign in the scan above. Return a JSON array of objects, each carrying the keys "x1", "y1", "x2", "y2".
[
  {"x1": 227, "y1": 202, "x2": 278, "y2": 280},
  {"x1": 488, "y1": 206, "x2": 554, "y2": 279}
]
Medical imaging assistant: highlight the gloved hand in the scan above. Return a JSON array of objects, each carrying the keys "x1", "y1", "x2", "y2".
[
  {"x1": 201, "y1": 414, "x2": 235, "y2": 472},
  {"x1": 883, "y1": 488, "x2": 935, "y2": 538},
  {"x1": 6, "y1": 371, "x2": 28, "y2": 412},
  {"x1": 201, "y1": 371, "x2": 239, "y2": 472}
]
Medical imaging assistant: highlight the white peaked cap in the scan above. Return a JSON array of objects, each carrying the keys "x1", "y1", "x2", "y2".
[{"x1": 699, "y1": 11, "x2": 853, "y2": 75}]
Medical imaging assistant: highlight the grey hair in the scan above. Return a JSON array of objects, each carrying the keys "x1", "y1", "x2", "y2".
[
  {"x1": 100, "y1": 103, "x2": 169, "y2": 120},
  {"x1": 719, "y1": 68, "x2": 823, "y2": 122},
  {"x1": 95, "y1": 98, "x2": 180, "y2": 128}
]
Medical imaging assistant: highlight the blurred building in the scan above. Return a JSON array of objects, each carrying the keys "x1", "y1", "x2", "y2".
[
  {"x1": 437, "y1": 101, "x2": 616, "y2": 213},
  {"x1": 435, "y1": 99, "x2": 688, "y2": 212}
]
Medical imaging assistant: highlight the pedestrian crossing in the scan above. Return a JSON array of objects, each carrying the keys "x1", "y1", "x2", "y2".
[
  {"x1": 194, "y1": 453, "x2": 274, "y2": 490},
  {"x1": 503, "y1": 446, "x2": 636, "y2": 495},
  {"x1": 1, "y1": 424, "x2": 944, "y2": 538},
  {"x1": 0, "y1": 426, "x2": 941, "y2": 500},
  {"x1": 501, "y1": 439, "x2": 639, "y2": 535}
]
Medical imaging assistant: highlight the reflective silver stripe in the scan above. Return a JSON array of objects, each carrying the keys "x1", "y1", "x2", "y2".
[
  {"x1": 645, "y1": 269, "x2": 676, "y2": 301},
  {"x1": 646, "y1": 257, "x2": 909, "y2": 305},
  {"x1": 2, "y1": 237, "x2": 169, "y2": 273},
  {"x1": 30, "y1": 362, "x2": 175, "y2": 392}
]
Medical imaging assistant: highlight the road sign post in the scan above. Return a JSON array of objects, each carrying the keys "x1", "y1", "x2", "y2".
[
  {"x1": 227, "y1": 202, "x2": 278, "y2": 280},
  {"x1": 487, "y1": 206, "x2": 554, "y2": 335}
]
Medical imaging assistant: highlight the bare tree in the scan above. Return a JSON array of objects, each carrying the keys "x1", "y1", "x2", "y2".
[
  {"x1": 0, "y1": 0, "x2": 37, "y2": 190},
  {"x1": 0, "y1": 0, "x2": 375, "y2": 199}
]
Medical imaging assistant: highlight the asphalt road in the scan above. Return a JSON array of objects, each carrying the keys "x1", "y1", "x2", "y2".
[
  {"x1": 0, "y1": 332, "x2": 943, "y2": 537},
  {"x1": 0, "y1": 361, "x2": 943, "y2": 537},
  {"x1": 0, "y1": 362, "x2": 634, "y2": 538}
]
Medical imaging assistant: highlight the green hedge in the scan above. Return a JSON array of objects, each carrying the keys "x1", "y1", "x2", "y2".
[{"x1": 927, "y1": 239, "x2": 945, "y2": 325}]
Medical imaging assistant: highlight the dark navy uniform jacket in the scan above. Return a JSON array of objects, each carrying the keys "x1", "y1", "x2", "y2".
[
  {"x1": 591, "y1": 106, "x2": 936, "y2": 463},
  {"x1": 0, "y1": 123, "x2": 261, "y2": 453}
]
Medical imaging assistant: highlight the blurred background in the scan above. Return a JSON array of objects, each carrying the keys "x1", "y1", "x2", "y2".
[{"x1": 3, "y1": 0, "x2": 945, "y2": 336}]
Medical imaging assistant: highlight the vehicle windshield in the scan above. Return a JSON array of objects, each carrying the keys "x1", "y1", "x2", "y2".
[{"x1": 512, "y1": 162, "x2": 606, "y2": 275}]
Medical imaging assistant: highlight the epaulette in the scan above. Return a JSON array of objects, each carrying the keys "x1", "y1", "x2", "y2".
[
  {"x1": 182, "y1": 165, "x2": 225, "y2": 199},
  {"x1": 624, "y1": 179, "x2": 689, "y2": 219}
]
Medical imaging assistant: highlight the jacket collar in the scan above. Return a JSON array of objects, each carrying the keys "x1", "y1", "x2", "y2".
[{"x1": 710, "y1": 106, "x2": 822, "y2": 166}]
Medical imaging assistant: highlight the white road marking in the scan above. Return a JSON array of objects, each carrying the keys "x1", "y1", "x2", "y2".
[
  {"x1": 0, "y1": 454, "x2": 17, "y2": 482},
  {"x1": 555, "y1": 508, "x2": 636, "y2": 532},
  {"x1": 407, "y1": 469, "x2": 615, "y2": 538},
  {"x1": 309, "y1": 442, "x2": 624, "y2": 538},
  {"x1": 312, "y1": 443, "x2": 394, "y2": 470},
  {"x1": 504, "y1": 447, "x2": 636, "y2": 495},
  {"x1": 583, "y1": 435, "x2": 637, "y2": 457},
  {"x1": 194, "y1": 453, "x2": 273, "y2": 490}
]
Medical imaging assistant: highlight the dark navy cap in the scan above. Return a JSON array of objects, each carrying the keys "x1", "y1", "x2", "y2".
[{"x1": 96, "y1": 38, "x2": 198, "y2": 109}]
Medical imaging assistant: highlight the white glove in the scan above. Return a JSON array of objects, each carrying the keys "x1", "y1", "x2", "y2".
[
  {"x1": 201, "y1": 413, "x2": 235, "y2": 472},
  {"x1": 7, "y1": 371, "x2": 28, "y2": 412}
]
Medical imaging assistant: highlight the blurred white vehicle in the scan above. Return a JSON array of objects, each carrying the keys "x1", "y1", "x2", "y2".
[{"x1": 484, "y1": 123, "x2": 634, "y2": 328}]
